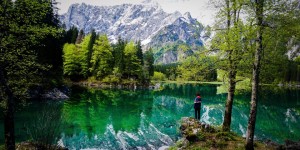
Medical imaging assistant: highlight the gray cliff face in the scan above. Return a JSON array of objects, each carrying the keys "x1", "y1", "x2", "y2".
[
  {"x1": 149, "y1": 12, "x2": 204, "y2": 48},
  {"x1": 59, "y1": 2, "x2": 205, "y2": 64}
]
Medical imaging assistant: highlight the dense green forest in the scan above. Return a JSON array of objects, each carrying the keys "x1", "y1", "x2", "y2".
[{"x1": 62, "y1": 28, "x2": 154, "y2": 85}]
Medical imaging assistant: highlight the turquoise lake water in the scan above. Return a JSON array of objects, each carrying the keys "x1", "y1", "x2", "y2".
[{"x1": 1, "y1": 83, "x2": 300, "y2": 149}]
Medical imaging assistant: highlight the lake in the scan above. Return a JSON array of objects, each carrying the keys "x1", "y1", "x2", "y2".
[{"x1": 0, "y1": 83, "x2": 300, "y2": 149}]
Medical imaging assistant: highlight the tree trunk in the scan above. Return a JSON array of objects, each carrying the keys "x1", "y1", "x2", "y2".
[
  {"x1": 4, "y1": 100, "x2": 15, "y2": 150},
  {"x1": 246, "y1": 0, "x2": 264, "y2": 149},
  {"x1": 222, "y1": 0, "x2": 238, "y2": 132},
  {"x1": 222, "y1": 69, "x2": 237, "y2": 131},
  {"x1": 0, "y1": 69, "x2": 16, "y2": 150}
]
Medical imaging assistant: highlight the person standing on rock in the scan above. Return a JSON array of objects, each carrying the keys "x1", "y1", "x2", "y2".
[{"x1": 194, "y1": 93, "x2": 201, "y2": 120}]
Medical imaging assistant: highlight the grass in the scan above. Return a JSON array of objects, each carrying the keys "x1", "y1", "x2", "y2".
[{"x1": 172, "y1": 117, "x2": 276, "y2": 150}]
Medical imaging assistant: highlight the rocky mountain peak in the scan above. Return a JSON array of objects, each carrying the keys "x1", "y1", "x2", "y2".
[{"x1": 59, "y1": 2, "x2": 205, "y2": 64}]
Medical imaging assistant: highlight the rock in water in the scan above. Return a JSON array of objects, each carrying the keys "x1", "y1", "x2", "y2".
[{"x1": 42, "y1": 88, "x2": 69, "y2": 100}]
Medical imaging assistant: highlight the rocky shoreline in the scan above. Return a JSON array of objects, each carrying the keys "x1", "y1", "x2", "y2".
[
  {"x1": 29, "y1": 86, "x2": 70, "y2": 100},
  {"x1": 72, "y1": 81, "x2": 161, "y2": 90},
  {"x1": 28, "y1": 81, "x2": 161, "y2": 100}
]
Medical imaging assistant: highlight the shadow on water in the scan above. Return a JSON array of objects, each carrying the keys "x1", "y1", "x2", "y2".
[{"x1": 0, "y1": 83, "x2": 299, "y2": 148}]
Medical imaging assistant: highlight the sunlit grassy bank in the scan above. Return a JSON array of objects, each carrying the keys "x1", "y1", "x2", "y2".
[{"x1": 169, "y1": 118, "x2": 277, "y2": 150}]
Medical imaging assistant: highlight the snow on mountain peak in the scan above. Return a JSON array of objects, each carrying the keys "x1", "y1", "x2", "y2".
[{"x1": 60, "y1": 2, "x2": 204, "y2": 48}]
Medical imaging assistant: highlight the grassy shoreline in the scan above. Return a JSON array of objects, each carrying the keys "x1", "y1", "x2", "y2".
[{"x1": 169, "y1": 117, "x2": 277, "y2": 150}]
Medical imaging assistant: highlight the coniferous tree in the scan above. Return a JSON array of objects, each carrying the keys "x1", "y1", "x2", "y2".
[
  {"x1": 78, "y1": 34, "x2": 91, "y2": 78},
  {"x1": 76, "y1": 29, "x2": 85, "y2": 44},
  {"x1": 113, "y1": 37, "x2": 126, "y2": 77},
  {"x1": 0, "y1": 0, "x2": 60, "y2": 149},
  {"x1": 90, "y1": 35, "x2": 113, "y2": 79},
  {"x1": 87, "y1": 29, "x2": 97, "y2": 70},
  {"x1": 144, "y1": 48, "x2": 155, "y2": 77},
  {"x1": 63, "y1": 43, "x2": 82, "y2": 80},
  {"x1": 136, "y1": 40, "x2": 144, "y2": 65},
  {"x1": 36, "y1": 0, "x2": 64, "y2": 85},
  {"x1": 124, "y1": 41, "x2": 142, "y2": 79},
  {"x1": 64, "y1": 26, "x2": 79, "y2": 44}
]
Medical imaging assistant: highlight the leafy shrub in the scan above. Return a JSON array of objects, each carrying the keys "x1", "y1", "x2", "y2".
[
  {"x1": 151, "y1": 71, "x2": 166, "y2": 81},
  {"x1": 101, "y1": 75, "x2": 120, "y2": 84}
]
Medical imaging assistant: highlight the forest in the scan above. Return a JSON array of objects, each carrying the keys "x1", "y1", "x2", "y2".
[
  {"x1": 0, "y1": 0, "x2": 300, "y2": 150},
  {"x1": 62, "y1": 27, "x2": 154, "y2": 85}
]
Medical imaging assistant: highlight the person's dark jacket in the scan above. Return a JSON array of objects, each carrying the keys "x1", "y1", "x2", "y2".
[{"x1": 194, "y1": 96, "x2": 201, "y2": 109}]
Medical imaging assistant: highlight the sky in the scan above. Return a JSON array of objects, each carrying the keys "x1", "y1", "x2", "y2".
[{"x1": 55, "y1": 0, "x2": 218, "y2": 26}]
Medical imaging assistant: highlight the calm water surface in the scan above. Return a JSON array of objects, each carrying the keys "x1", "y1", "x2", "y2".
[{"x1": 1, "y1": 83, "x2": 300, "y2": 149}]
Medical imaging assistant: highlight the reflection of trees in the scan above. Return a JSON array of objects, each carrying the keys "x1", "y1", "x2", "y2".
[
  {"x1": 154, "y1": 83, "x2": 300, "y2": 143},
  {"x1": 110, "y1": 90, "x2": 154, "y2": 132},
  {"x1": 62, "y1": 87, "x2": 154, "y2": 137},
  {"x1": 155, "y1": 83, "x2": 218, "y2": 100},
  {"x1": 62, "y1": 87, "x2": 110, "y2": 137},
  {"x1": 2, "y1": 84, "x2": 299, "y2": 147},
  {"x1": 227, "y1": 86, "x2": 300, "y2": 143},
  {"x1": 0, "y1": 101, "x2": 64, "y2": 144}
]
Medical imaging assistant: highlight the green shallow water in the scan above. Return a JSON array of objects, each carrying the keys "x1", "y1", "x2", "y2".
[{"x1": 0, "y1": 83, "x2": 300, "y2": 149}]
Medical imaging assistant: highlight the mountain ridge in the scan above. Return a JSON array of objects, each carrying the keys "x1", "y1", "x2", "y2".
[{"x1": 59, "y1": 2, "x2": 206, "y2": 64}]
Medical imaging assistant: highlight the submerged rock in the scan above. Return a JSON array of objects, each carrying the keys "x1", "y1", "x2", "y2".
[
  {"x1": 41, "y1": 88, "x2": 69, "y2": 100},
  {"x1": 282, "y1": 140, "x2": 300, "y2": 150}
]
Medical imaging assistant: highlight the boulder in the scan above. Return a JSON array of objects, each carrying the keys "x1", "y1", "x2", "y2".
[{"x1": 41, "y1": 88, "x2": 69, "y2": 100}]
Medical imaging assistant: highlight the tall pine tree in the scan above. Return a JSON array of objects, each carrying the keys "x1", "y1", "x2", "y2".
[{"x1": 90, "y1": 35, "x2": 113, "y2": 79}]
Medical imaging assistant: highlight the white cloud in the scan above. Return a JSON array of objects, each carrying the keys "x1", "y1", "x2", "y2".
[{"x1": 56, "y1": 0, "x2": 217, "y2": 25}]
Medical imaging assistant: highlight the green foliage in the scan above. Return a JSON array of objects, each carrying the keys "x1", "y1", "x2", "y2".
[
  {"x1": 62, "y1": 43, "x2": 81, "y2": 79},
  {"x1": 178, "y1": 44, "x2": 190, "y2": 52},
  {"x1": 216, "y1": 132, "x2": 236, "y2": 141},
  {"x1": 136, "y1": 40, "x2": 144, "y2": 65},
  {"x1": 90, "y1": 35, "x2": 113, "y2": 79},
  {"x1": 154, "y1": 63, "x2": 178, "y2": 80},
  {"x1": 144, "y1": 48, "x2": 155, "y2": 78},
  {"x1": 62, "y1": 32, "x2": 101, "y2": 80},
  {"x1": 1, "y1": 0, "x2": 60, "y2": 101},
  {"x1": 33, "y1": 0, "x2": 64, "y2": 87},
  {"x1": 197, "y1": 132, "x2": 206, "y2": 141},
  {"x1": 258, "y1": 2, "x2": 300, "y2": 84},
  {"x1": 112, "y1": 37, "x2": 126, "y2": 76},
  {"x1": 123, "y1": 41, "x2": 142, "y2": 79},
  {"x1": 0, "y1": 0, "x2": 61, "y2": 148},
  {"x1": 64, "y1": 26, "x2": 79, "y2": 44},
  {"x1": 177, "y1": 53, "x2": 217, "y2": 81},
  {"x1": 151, "y1": 72, "x2": 167, "y2": 81},
  {"x1": 211, "y1": 0, "x2": 300, "y2": 85},
  {"x1": 87, "y1": 29, "x2": 97, "y2": 70},
  {"x1": 101, "y1": 75, "x2": 120, "y2": 84},
  {"x1": 62, "y1": 35, "x2": 154, "y2": 85},
  {"x1": 26, "y1": 103, "x2": 63, "y2": 149},
  {"x1": 153, "y1": 43, "x2": 196, "y2": 64},
  {"x1": 78, "y1": 34, "x2": 91, "y2": 77}
]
